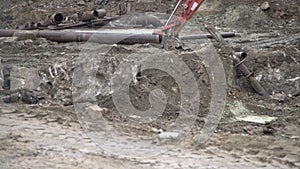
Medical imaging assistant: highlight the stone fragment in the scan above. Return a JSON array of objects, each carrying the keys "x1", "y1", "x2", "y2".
[
  {"x1": 10, "y1": 67, "x2": 41, "y2": 91},
  {"x1": 87, "y1": 105, "x2": 108, "y2": 118},
  {"x1": 270, "y1": 92, "x2": 287, "y2": 102},
  {"x1": 158, "y1": 132, "x2": 181, "y2": 140},
  {"x1": 21, "y1": 90, "x2": 39, "y2": 104},
  {"x1": 261, "y1": 2, "x2": 271, "y2": 11},
  {"x1": 77, "y1": 0, "x2": 86, "y2": 6}
]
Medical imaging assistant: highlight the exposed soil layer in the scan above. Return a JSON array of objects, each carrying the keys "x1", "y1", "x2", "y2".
[{"x1": 0, "y1": 0, "x2": 299, "y2": 168}]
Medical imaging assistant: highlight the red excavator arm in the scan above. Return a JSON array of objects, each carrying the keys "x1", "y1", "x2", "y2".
[{"x1": 155, "y1": 0, "x2": 205, "y2": 48}]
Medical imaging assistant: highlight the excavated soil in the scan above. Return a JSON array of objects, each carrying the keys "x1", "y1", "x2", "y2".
[{"x1": 0, "y1": 0, "x2": 299, "y2": 168}]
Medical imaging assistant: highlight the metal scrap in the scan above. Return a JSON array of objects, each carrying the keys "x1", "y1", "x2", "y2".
[{"x1": 205, "y1": 24, "x2": 269, "y2": 96}]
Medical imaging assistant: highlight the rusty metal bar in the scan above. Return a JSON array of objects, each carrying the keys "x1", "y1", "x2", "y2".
[
  {"x1": 205, "y1": 25, "x2": 269, "y2": 96},
  {"x1": 81, "y1": 11, "x2": 98, "y2": 22},
  {"x1": 0, "y1": 29, "x2": 236, "y2": 44},
  {"x1": 50, "y1": 17, "x2": 119, "y2": 30},
  {"x1": 232, "y1": 54, "x2": 269, "y2": 96},
  {"x1": 66, "y1": 13, "x2": 81, "y2": 22},
  {"x1": 95, "y1": 9, "x2": 106, "y2": 18},
  {"x1": 0, "y1": 29, "x2": 160, "y2": 44},
  {"x1": 180, "y1": 32, "x2": 237, "y2": 40},
  {"x1": 66, "y1": 9, "x2": 106, "y2": 22}
]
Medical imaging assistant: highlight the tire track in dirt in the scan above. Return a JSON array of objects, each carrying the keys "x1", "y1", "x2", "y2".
[{"x1": 0, "y1": 104, "x2": 280, "y2": 169}]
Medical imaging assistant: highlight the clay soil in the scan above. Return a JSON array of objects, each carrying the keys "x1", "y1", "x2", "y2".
[{"x1": 0, "y1": 0, "x2": 299, "y2": 169}]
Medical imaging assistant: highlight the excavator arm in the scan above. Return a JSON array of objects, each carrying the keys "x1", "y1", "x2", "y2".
[
  {"x1": 154, "y1": 0, "x2": 268, "y2": 96},
  {"x1": 155, "y1": 0, "x2": 205, "y2": 48}
]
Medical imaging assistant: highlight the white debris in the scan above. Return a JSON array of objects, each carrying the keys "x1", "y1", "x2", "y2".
[
  {"x1": 151, "y1": 128, "x2": 163, "y2": 134},
  {"x1": 87, "y1": 105, "x2": 108, "y2": 117},
  {"x1": 287, "y1": 77, "x2": 300, "y2": 82},
  {"x1": 260, "y1": 2, "x2": 271, "y2": 11},
  {"x1": 270, "y1": 92, "x2": 287, "y2": 102},
  {"x1": 255, "y1": 72, "x2": 263, "y2": 82},
  {"x1": 159, "y1": 132, "x2": 181, "y2": 140},
  {"x1": 236, "y1": 115, "x2": 277, "y2": 124},
  {"x1": 227, "y1": 100, "x2": 277, "y2": 124}
]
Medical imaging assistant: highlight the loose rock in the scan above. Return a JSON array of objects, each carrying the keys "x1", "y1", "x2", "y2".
[
  {"x1": 21, "y1": 90, "x2": 39, "y2": 104},
  {"x1": 77, "y1": 0, "x2": 86, "y2": 6},
  {"x1": 261, "y1": 1, "x2": 271, "y2": 11},
  {"x1": 158, "y1": 132, "x2": 181, "y2": 140}
]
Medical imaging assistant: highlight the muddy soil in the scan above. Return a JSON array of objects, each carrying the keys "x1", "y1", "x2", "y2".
[{"x1": 0, "y1": 0, "x2": 299, "y2": 169}]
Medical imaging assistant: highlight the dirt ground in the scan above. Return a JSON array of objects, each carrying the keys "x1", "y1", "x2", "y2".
[{"x1": 0, "y1": 0, "x2": 299, "y2": 169}]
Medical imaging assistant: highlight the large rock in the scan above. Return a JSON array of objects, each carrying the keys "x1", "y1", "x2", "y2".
[
  {"x1": 198, "y1": 0, "x2": 223, "y2": 16},
  {"x1": 10, "y1": 67, "x2": 41, "y2": 91},
  {"x1": 261, "y1": 2, "x2": 271, "y2": 11},
  {"x1": 158, "y1": 132, "x2": 181, "y2": 140}
]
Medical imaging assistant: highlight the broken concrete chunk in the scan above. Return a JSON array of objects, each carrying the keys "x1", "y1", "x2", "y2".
[
  {"x1": 87, "y1": 105, "x2": 108, "y2": 115},
  {"x1": 237, "y1": 115, "x2": 277, "y2": 124},
  {"x1": 270, "y1": 92, "x2": 287, "y2": 102},
  {"x1": 158, "y1": 132, "x2": 181, "y2": 140},
  {"x1": 226, "y1": 101, "x2": 277, "y2": 124},
  {"x1": 226, "y1": 100, "x2": 250, "y2": 117},
  {"x1": 10, "y1": 67, "x2": 41, "y2": 91},
  {"x1": 261, "y1": 2, "x2": 271, "y2": 11}
]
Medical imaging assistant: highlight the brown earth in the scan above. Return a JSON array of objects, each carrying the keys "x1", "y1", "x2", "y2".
[{"x1": 0, "y1": 0, "x2": 299, "y2": 168}]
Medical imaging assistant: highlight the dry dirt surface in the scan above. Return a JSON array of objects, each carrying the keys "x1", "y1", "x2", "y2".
[{"x1": 0, "y1": 0, "x2": 300, "y2": 169}]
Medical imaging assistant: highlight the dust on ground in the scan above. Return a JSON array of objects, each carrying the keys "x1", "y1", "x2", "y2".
[{"x1": 0, "y1": 0, "x2": 299, "y2": 168}]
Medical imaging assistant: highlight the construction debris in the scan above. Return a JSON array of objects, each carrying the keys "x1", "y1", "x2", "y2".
[
  {"x1": 45, "y1": 13, "x2": 64, "y2": 25},
  {"x1": 226, "y1": 101, "x2": 277, "y2": 124},
  {"x1": 261, "y1": 1, "x2": 271, "y2": 11},
  {"x1": 206, "y1": 24, "x2": 269, "y2": 96},
  {"x1": 0, "y1": 28, "x2": 237, "y2": 44},
  {"x1": 0, "y1": 0, "x2": 299, "y2": 168},
  {"x1": 2, "y1": 89, "x2": 39, "y2": 104},
  {"x1": 16, "y1": 9, "x2": 110, "y2": 30}
]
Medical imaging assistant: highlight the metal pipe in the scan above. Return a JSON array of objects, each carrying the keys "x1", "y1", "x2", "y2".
[
  {"x1": 95, "y1": 9, "x2": 106, "y2": 18},
  {"x1": 45, "y1": 13, "x2": 64, "y2": 25},
  {"x1": 0, "y1": 29, "x2": 160, "y2": 44},
  {"x1": 205, "y1": 25, "x2": 268, "y2": 96},
  {"x1": 179, "y1": 32, "x2": 237, "y2": 40},
  {"x1": 234, "y1": 52, "x2": 247, "y2": 58},
  {"x1": 67, "y1": 9, "x2": 106, "y2": 22},
  {"x1": 232, "y1": 54, "x2": 269, "y2": 96},
  {"x1": 66, "y1": 13, "x2": 81, "y2": 22},
  {"x1": 81, "y1": 11, "x2": 98, "y2": 22},
  {"x1": 0, "y1": 29, "x2": 236, "y2": 44}
]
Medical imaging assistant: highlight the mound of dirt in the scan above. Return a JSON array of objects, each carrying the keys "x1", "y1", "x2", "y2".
[{"x1": 196, "y1": 5, "x2": 274, "y2": 31}]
